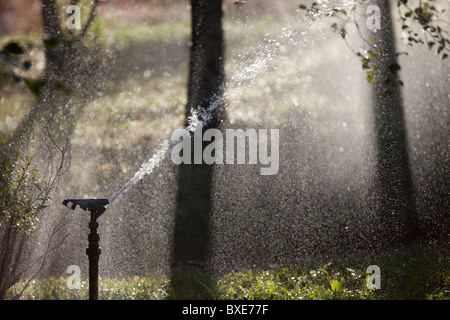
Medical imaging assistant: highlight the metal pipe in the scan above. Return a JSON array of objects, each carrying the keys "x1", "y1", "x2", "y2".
[
  {"x1": 62, "y1": 198, "x2": 109, "y2": 300},
  {"x1": 86, "y1": 213, "x2": 101, "y2": 300}
]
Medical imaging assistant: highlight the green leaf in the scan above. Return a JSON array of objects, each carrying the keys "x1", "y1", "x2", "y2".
[
  {"x1": 268, "y1": 281, "x2": 275, "y2": 295},
  {"x1": 331, "y1": 279, "x2": 342, "y2": 293},
  {"x1": 361, "y1": 57, "x2": 371, "y2": 69},
  {"x1": 366, "y1": 70, "x2": 374, "y2": 83},
  {"x1": 368, "y1": 50, "x2": 378, "y2": 59},
  {"x1": 389, "y1": 62, "x2": 401, "y2": 73}
]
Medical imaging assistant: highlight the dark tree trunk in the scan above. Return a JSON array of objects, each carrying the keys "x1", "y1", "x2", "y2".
[
  {"x1": 170, "y1": 0, "x2": 225, "y2": 299},
  {"x1": 364, "y1": 0, "x2": 418, "y2": 249},
  {"x1": 362, "y1": 0, "x2": 421, "y2": 299},
  {"x1": 9, "y1": 0, "x2": 102, "y2": 151},
  {"x1": 42, "y1": 0, "x2": 61, "y2": 37},
  {"x1": 185, "y1": 0, "x2": 226, "y2": 128}
]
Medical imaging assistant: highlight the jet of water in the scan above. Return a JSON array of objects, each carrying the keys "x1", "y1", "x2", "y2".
[
  {"x1": 108, "y1": 94, "x2": 226, "y2": 205},
  {"x1": 108, "y1": 25, "x2": 300, "y2": 205},
  {"x1": 109, "y1": 139, "x2": 171, "y2": 204}
]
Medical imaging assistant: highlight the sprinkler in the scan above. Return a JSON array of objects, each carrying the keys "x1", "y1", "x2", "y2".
[{"x1": 62, "y1": 198, "x2": 109, "y2": 300}]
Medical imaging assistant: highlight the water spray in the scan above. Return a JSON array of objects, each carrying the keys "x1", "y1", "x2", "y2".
[
  {"x1": 62, "y1": 198, "x2": 109, "y2": 300},
  {"x1": 57, "y1": 29, "x2": 301, "y2": 300},
  {"x1": 104, "y1": 26, "x2": 294, "y2": 206}
]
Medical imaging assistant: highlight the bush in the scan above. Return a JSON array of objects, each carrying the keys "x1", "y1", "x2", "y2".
[{"x1": 0, "y1": 150, "x2": 50, "y2": 299}]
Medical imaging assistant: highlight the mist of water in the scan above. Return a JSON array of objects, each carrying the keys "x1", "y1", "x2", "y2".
[
  {"x1": 107, "y1": 25, "x2": 300, "y2": 205},
  {"x1": 109, "y1": 140, "x2": 170, "y2": 204}
]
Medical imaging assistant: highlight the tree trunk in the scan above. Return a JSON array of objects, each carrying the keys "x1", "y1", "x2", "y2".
[
  {"x1": 361, "y1": 0, "x2": 421, "y2": 299},
  {"x1": 364, "y1": 0, "x2": 418, "y2": 249},
  {"x1": 170, "y1": 0, "x2": 225, "y2": 299},
  {"x1": 185, "y1": 0, "x2": 226, "y2": 128},
  {"x1": 42, "y1": 0, "x2": 61, "y2": 37}
]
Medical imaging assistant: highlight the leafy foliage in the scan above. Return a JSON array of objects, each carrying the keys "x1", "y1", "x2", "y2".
[
  {"x1": 0, "y1": 151, "x2": 50, "y2": 235},
  {"x1": 217, "y1": 264, "x2": 374, "y2": 300},
  {"x1": 399, "y1": 0, "x2": 450, "y2": 59},
  {"x1": 0, "y1": 150, "x2": 64, "y2": 299},
  {"x1": 298, "y1": 0, "x2": 449, "y2": 91}
]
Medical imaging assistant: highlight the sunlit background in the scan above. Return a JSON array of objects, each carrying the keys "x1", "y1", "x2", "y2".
[{"x1": 0, "y1": 0, "x2": 449, "y2": 299}]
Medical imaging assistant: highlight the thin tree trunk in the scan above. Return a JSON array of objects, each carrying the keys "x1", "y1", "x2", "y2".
[{"x1": 42, "y1": 0, "x2": 61, "y2": 37}]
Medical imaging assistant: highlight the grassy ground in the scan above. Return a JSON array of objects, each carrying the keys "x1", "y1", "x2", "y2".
[{"x1": 8, "y1": 247, "x2": 450, "y2": 300}]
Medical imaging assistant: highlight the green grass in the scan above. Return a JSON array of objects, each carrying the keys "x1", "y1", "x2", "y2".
[
  {"x1": 8, "y1": 276, "x2": 169, "y2": 300},
  {"x1": 216, "y1": 264, "x2": 374, "y2": 300},
  {"x1": 216, "y1": 251, "x2": 450, "y2": 300},
  {"x1": 101, "y1": 14, "x2": 276, "y2": 46},
  {"x1": 103, "y1": 21, "x2": 190, "y2": 45},
  {"x1": 9, "y1": 248, "x2": 449, "y2": 300}
]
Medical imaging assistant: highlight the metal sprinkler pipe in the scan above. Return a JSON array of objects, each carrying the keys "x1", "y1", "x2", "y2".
[{"x1": 62, "y1": 198, "x2": 109, "y2": 300}]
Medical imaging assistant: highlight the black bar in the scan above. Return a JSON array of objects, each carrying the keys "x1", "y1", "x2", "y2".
[{"x1": 4, "y1": 300, "x2": 447, "y2": 318}]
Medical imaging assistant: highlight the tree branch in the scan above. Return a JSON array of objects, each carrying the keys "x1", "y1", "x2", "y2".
[
  {"x1": 78, "y1": 0, "x2": 99, "y2": 40},
  {"x1": 41, "y1": 0, "x2": 62, "y2": 38}
]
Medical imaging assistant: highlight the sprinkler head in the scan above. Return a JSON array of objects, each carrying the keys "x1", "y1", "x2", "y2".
[{"x1": 62, "y1": 198, "x2": 109, "y2": 215}]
